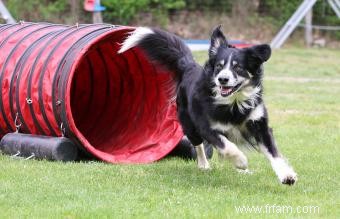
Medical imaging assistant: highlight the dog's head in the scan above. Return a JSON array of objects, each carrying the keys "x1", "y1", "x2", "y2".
[{"x1": 207, "y1": 25, "x2": 271, "y2": 99}]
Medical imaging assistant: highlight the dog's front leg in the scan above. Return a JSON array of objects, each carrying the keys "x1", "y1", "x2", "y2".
[
  {"x1": 216, "y1": 135, "x2": 248, "y2": 170},
  {"x1": 247, "y1": 119, "x2": 297, "y2": 185},
  {"x1": 196, "y1": 127, "x2": 248, "y2": 170},
  {"x1": 261, "y1": 145, "x2": 297, "y2": 185},
  {"x1": 197, "y1": 126, "x2": 248, "y2": 170},
  {"x1": 190, "y1": 101, "x2": 248, "y2": 170},
  {"x1": 259, "y1": 128, "x2": 297, "y2": 185}
]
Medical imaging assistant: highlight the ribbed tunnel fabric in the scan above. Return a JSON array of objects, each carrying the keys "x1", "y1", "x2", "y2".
[{"x1": 0, "y1": 23, "x2": 183, "y2": 163}]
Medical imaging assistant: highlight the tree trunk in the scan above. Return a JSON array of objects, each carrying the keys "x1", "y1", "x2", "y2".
[{"x1": 70, "y1": 0, "x2": 79, "y2": 22}]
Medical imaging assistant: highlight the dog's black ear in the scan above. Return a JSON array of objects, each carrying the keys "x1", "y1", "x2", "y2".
[
  {"x1": 209, "y1": 25, "x2": 228, "y2": 58},
  {"x1": 244, "y1": 44, "x2": 271, "y2": 72}
]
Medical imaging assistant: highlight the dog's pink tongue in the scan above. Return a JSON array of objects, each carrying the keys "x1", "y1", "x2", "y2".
[{"x1": 221, "y1": 87, "x2": 232, "y2": 94}]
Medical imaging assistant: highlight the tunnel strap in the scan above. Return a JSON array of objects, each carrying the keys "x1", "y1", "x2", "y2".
[{"x1": 14, "y1": 112, "x2": 22, "y2": 133}]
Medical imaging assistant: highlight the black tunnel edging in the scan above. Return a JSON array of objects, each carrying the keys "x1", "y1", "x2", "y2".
[
  {"x1": 43, "y1": 26, "x2": 114, "y2": 155},
  {"x1": 52, "y1": 26, "x2": 112, "y2": 134},
  {"x1": 58, "y1": 27, "x2": 143, "y2": 158},
  {"x1": 14, "y1": 26, "x2": 66, "y2": 135},
  {"x1": 9, "y1": 24, "x2": 65, "y2": 134},
  {"x1": 37, "y1": 24, "x2": 107, "y2": 136},
  {"x1": 0, "y1": 23, "x2": 19, "y2": 35},
  {"x1": 27, "y1": 25, "x2": 79, "y2": 136},
  {"x1": 26, "y1": 27, "x2": 71, "y2": 136},
  {"x1": 0, "y1": 23, "x2": 39, "y2": 132},
  {"x1": 0, "y1": 24, "x2": 11, "y2": 32},
  {"x1": 56, "y1": 28, "x2": 113, "y2": 141},
  {"x1": 38, "y1": 24, "x2": 90, "y2": 136}
]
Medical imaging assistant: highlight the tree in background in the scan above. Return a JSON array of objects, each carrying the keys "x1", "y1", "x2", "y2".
[
  {"x1": 3, "y1": 0, "x2": 90, "y2": 23},
  {"x1": 101, "y1": 0, "x2": 185, "y2": 25},
  {"x1": 2, "y1": 0, "x2": 339, "y2": 40}
]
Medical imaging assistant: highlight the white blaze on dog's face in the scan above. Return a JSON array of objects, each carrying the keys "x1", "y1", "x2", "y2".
[{"x1": 213, "y1": 52, "x2": 250, "y2": 97}]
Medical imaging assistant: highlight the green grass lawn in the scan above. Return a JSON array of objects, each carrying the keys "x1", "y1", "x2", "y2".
[{"x1": 1, "y1": 48, "x2": 339, "y2": 218}]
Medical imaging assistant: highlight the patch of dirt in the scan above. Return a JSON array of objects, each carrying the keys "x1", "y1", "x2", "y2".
[
  {"x1": 130, "y1": 10, "x2": 340, "y2": 47},
  {"x1": 130, "y1": 10, "x2": 275, "y2": 43}
]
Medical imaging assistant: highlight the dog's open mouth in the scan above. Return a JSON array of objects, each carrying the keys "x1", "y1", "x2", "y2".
[{"x1": 220, "y1": 83, "x2": 242, "y2": 97}]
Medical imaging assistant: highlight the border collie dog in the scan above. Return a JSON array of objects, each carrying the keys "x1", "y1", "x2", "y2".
[{"x1": 119, "y1": 26, "x2": 297, "y2": 185}]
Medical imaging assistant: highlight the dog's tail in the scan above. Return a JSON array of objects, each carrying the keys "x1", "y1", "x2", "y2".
[{"x1": 118, "y1": 27, "x2": 197, "y2": 81}]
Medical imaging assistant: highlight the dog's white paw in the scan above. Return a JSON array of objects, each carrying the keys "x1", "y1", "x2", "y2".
[
  {"x1": 197, "y1": 161, "x2": 211, "y2": 170},
  {"x1": 279, "y1": 171, "x2": 297, "y2": 185},
  {"x1": 230, "y1": 153, "x2": 248, "y2": 170},
  {"x1": 218, "y1": 151, "x2": 248, "y2": 170},
  {"x1": 272, "y1": 158, "x2": 297, "y2": 185},
  {"x1": 195, "y1": 143, "x2": 211, "y2": 170},
  {"x1": 217, "y1": 136, "x2": 248, "y2": 170}
]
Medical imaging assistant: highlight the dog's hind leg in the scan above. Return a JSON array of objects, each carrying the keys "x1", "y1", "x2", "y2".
[
  {"x1": 178, "y1": 108, "x2": 210, "y2": 170},
  {"x1": 195, "y1": 143, "x2": 211, "y2": 170},
  {"x1": 185, "y1": 133, "x2": 211, "y2": 170}
]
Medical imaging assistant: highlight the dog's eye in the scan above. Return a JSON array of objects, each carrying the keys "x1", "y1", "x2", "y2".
[
  {"x1": 215, "y1": 63, "x2": 224, "y2": 70},
  {"x1": 233, "y1": 65, "x2": 243, "y2": 73}
]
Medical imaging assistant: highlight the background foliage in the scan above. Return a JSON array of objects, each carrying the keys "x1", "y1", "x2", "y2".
[
  {"x1": 258, "y1": 0, "x2": 340, "y2": 39},
  {"x1": 2, "y1": 0, "x2": 340, "y2": 40},
  {"x1": 101, "y1": 0, "x2": 185, "y2": 25},
  {"x1": 3, "y1": 0, "x2": 90, "y2": 23}
]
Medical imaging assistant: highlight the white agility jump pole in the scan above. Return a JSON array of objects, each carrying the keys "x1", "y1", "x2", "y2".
[{"x1": 0, "y1": 0, "x2": 16, "y2": 24}]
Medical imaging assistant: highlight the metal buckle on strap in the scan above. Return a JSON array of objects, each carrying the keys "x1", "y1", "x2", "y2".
[{"x1": 14, "y1": 112, "x2": 22, "y2": 133}]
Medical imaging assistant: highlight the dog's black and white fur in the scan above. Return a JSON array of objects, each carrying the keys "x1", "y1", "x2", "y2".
[{"x1": 119, "y1": 26, "x2": 297, "y2": 185}]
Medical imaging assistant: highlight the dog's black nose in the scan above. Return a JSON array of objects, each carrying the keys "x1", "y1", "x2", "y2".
[{"x1": 218, "y1": 77, "x2": 229, "y2": 85}]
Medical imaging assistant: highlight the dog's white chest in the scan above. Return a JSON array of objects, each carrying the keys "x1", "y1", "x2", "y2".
[
  {"x1": 211, "y1": 122, "x2": 233, "y2": 133},
  {"x1": 210, "y1": 121, "x2": 250, "y2": 147}
]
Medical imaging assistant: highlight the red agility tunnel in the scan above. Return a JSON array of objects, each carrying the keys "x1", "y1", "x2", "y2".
[{"x1": 0, "y1": 22, "x2": 183, "y2": 163}]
